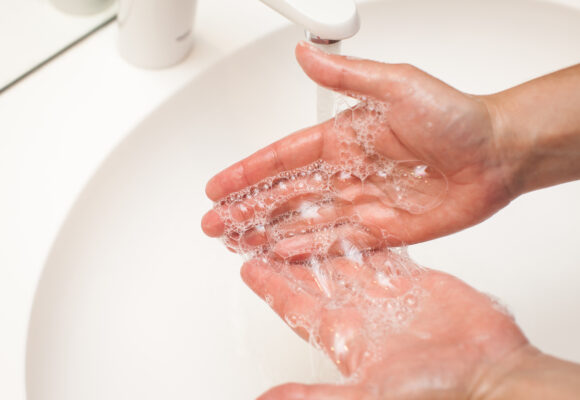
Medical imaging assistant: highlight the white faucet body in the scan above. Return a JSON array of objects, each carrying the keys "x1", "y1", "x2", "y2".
[{"x1": 259, "y1": 0, "x2": 360, "y2": 41}]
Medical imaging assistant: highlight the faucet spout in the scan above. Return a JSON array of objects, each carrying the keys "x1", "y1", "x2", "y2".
[{"x1": 259, "y1": 0, "x2": 360, "y2": 41}]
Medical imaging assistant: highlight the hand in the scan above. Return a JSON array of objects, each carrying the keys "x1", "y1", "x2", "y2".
[
  {"x1": 202, "y1": 41, "x2": 517, "y2": 246},
  {"x1": 241, "y1": 251, "x2": 529, "y2": 400}
]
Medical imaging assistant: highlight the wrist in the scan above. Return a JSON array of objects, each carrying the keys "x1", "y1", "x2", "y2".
[
  {"x1": 483, "y1": 66, "x2": 580, "y2": 197},
  {"x1": 473, "y1": 344, "x2": 580, "y2": 400},
  {"x1": 479, "y1": 93, "x2": 531, "y2": 199},
  {"x1": 471, "y1": 344, "x2": 541, "y2": 400}
]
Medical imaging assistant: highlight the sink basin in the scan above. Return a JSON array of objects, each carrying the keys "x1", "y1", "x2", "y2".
[{"x1": 27, "y1": 0, "x2": 580, "y2": 399}]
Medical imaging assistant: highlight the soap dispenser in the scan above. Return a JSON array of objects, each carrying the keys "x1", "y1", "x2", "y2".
[{"x1": 118, "y1": 0, "x2": 197, "y2": 69}]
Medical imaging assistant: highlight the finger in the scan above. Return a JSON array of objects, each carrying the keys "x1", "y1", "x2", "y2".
[
  {"x1": 273, "y1": 204, "x2": 344, "y2": 234},
  {"x1": 240, "y1": 258, "x2": 322, "y2": 340},
  {"x1": 205, "y1": 124, "x2": 330, "y2": 201},
  {"x1": 202, "y1": 175, "x2": 329, "y2": 240},
  {"x1": 268, "y1": 196, "x2": 412, "y2": 252},
  {"x1": 267, "y1": 173, "x2": 366, "y2": 232},
  {"x1": 295, "y1": 40, "x2": 424, "y2": 102},
  {"x1": 201, "y1": 209, "x2": 224, "y2": 237},
  {"x1": 273, "y1": 224, "x2": 383, "y2": 261},
  {"x1": 201, "y1": 198, "x2": 260, "y2": 239},
  {"x1": 258, "y1": 383, "x2": 372, "y2": 400},
  {"x1": 262, "y1": 195, "x2": 347, "y2": 247}
]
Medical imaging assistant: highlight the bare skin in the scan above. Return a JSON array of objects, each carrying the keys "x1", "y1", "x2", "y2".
[{"x1": 202, "y1": 42, "x2": 580, "y2": 398}]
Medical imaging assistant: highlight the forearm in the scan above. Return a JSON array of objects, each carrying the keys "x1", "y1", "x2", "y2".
[{"x1": 486, "y1": 64, "x2": 580, "y2": 196}]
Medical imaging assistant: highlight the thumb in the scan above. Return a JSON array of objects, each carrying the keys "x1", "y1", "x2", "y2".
[
  {"x1": 257, "y1": 383, "x2": 371, "y2": 400},
  {"x1": 295, "y1": 41, "x2": 417, "y2": 101}
]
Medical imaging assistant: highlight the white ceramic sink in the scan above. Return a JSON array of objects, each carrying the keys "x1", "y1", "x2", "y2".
[{"x1": 27, "y1": 1, "x2": 580, "y2": 399}]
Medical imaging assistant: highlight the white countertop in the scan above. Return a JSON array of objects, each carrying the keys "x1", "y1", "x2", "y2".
[{"x1": 2, "y1": 0, "x2": 580, "y2": 398}]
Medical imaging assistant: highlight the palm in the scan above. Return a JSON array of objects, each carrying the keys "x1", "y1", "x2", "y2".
[
  {"x1": 348, "y1": 64, "x2": 510, "y2": 244},
  {"x1": 242, "y1": 252, "x2": 528, "y2": 400}
]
